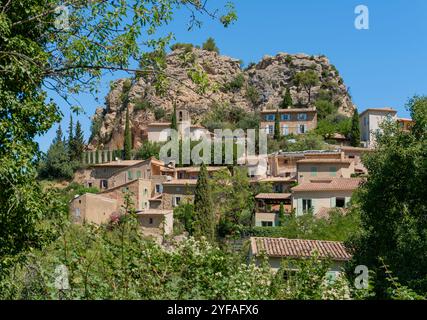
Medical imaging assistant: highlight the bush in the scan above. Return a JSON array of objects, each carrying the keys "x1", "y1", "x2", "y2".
[
  {"x1": 170, "y1": 43, "x2": 194, "y2": 52},
  {"x1": 153, "y1": 107, "x2": 165, "y2": 120},
  {"x1": 202, "y1": 37, "x2": 219, "y2": 54},
  {"x1": 224, "y1": 73, "x2": 245, "y2": 92},
  {"x1": 133, "y1": 99, "x2": 152, "y2": 111}
]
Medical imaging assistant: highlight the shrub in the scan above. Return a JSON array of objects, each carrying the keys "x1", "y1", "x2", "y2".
[
  {"x1": 224, "y1": 73, "x2": 245, "y2": 92},
  {"x1": 202, "y1": 37, "x2": 219, "y2": 54}
]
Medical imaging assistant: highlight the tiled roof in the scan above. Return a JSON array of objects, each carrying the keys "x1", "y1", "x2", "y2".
[
  {"x1": 255, "y1": 193, "x2": 291, "y2": 200},
  {"x1": 92, "y1": 160, "x2": 143, "y2": 167},
  {"x1": 261, "y1": 108, "x2": 316, "y2": 113},
  {"x1": 258, "y1": 177, "x2": 296, "y2": 183},
  {"x1": 136, "y1": 209, "x2": 173, "y2": 215},
  {"x1": 250, "y1": 237, "x2": 351, "y2": 261},
  {"x1": 339, "y1": 146, "x2": 374, "y2": 152},
  {"x1": 297, "y1": 159, "x2": 352, "y2": 164},
  {"x1": 292, "y1": 178, "x2": 362, "y2": 192},
  {"x1": 162, "y1": 179, "x2": 198, "y2": 186}
]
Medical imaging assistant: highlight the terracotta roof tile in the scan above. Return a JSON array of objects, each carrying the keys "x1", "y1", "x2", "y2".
[
  {"x1": 292, "y1": 178, "x2": 362, "y2": 192},
  {"x1": 255, "y1": 193, "x2": 291, "y2": 200},
  {"x1": 297, "y1": 159, "x2": 352, "y2": 164},
  {"x1": 250, "y1": 237, "x2": 351, "y2": 261}
]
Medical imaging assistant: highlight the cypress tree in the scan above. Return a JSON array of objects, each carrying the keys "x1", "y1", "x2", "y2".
[
  {"x1": 278, "y1": 202, "x2": 285, "y2": 226},
  {"x1": 124, "y1": 107, "x2": 132, "y2": 160},
  {"x1": 274, "y1": 109, "x2": 281, "y2": 140},
  {"x1": 280, "y1": 89, "x2": 293, "y2": 109},
  {"x1": 350, "y1": 108, "x2": 361, "y2": 147},
  {"x1": 53, "y1": 125, "x2": 63, "y2": 145},
  {"x1": 193, "y1": 163, "x2": 215, "y2": 242},
  {"x1": 67, "y1": 114, "x2": 74, "y2": 157},
  {"x1": 72, "y1": 120, "x2": 85, "y2": 162},
  {"x1": 171, "y1": 103, "x2": 177, "y2": 131}
]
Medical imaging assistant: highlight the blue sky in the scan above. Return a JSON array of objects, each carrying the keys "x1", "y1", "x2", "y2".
[{"x1": 38, "y1": 0, "x2": 427, "y2": 151}]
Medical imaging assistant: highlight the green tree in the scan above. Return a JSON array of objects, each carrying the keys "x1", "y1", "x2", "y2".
[
  {"x1": 124, "y1": 107, "x2": 132, "y2": 160},
  {"x1": 193, "y1": 163, "x2": 215, "y2": 242},
  {"x1": 294, "y1": 71, "x2": 320, "y2": 105},
  {"x1": 278, "y1": 202, "x2": 285, "y2": 226},
  {"x1": 0, "y1": 0, "x2": 236, "y2": 267},
  {"x1": 274, "y1": 109, "x2": 281, "y2": 140},
  {"x1": 135, "y1": 141, "x2": 162, "y2": 160},
  {"x1": 70, "y1": 120, "x2": 85, "y2": 162},
  {"x1": 171, "y1": 103, "x2": 177, "y2": 131},
  {"x1": 350, "y1": 108, "x2": 361, "y2": 147},
  {"x1": 347, "y1": 96, "x2": 427, "y2": 298},
  {"x1": 38, "y1": 137, "x2": 75, "y2": 180},
  {"x1": 280, "y1": 89, "x2": 293, "y2": 109},
  {"x1": 202, "y1": 37, "x2": 220, "y2": 54}
]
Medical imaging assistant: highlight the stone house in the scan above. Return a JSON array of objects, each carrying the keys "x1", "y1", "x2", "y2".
[
  {"x1": 260, "y1": 107, "x2": 318, "y2": 136},
  {"x1": 359, "y1": 107, "x2": 397, "y2": 148},
  {"x1": 291, "y1": 178, "x2": 362, "y2": 216},
  {"x1": 249, "y1": 237, "x2": 351, "y2": 274},
  {"x1": 74, "y1": 160, "x2": 143, "y2": 190},
  {"x1": 70, "y1": 193, "x2": 118, "y2": 225},
  {"x1": 254, "y1": 193, "x2": 292, "y2": 227},
  {"x1": 296, "y1": 157, "x2": 355, "y2": 184},
  {"x1": 158, "y1": 179, "x2": 197, "y2": 210}
]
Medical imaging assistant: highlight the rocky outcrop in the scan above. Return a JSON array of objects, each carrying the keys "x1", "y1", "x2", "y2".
[{"x1": 89, "y1": 48, "x2": 354, "y2": 150}]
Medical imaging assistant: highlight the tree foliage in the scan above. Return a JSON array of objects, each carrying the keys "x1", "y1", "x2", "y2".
[
  {"x1": 202, "y1": 37, "x2": 219, "y2": 54},
  {"x1": 124, "y1": 107, "x2": 132, "y2": 160},
  {"x1": 193, "y1": 163, "x2": 216, "y2": 242},
  {"x1": 347, "y1": 96, "x2": 427, "y2": 298},
  {"x1": 350, "y1": 109, "x2": 361, "y2": 147}
]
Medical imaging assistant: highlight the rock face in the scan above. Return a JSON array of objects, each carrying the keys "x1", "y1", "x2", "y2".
[{"x1": 89, "y1": 48, "x2": 354, "y2": 150}]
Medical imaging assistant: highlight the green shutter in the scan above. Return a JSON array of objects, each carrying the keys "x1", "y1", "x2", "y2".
[
  {"x1": 345, "y1": 197, "x2": 351, "y2": 207},
  {"x1": 128, "y1": 170, "x2": 133, "y2": 180},
  {"x1": 136, "y1": 170, "x2": 142, "y2": 179}
]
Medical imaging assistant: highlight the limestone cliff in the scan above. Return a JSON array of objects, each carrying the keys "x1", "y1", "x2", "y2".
[{"x1": 89, "y1": 48, "x2": 354, "y2": 150}]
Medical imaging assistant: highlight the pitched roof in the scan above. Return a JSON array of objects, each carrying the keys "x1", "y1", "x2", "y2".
[
  {"x1": 162, "y1": 179, "x2": 198, "y2": 186},
  {"x1": 297, "y1": 159, "x2": 352, "y2": 164},
  {"x1": 257, "y1": 177, "x2": 296, "y2": 183},
  {"x1": 92, "y1": 160, "x2": 143, "y2": 167},
  {"x1": 250, "y1": 237, "x2": 351, "y2": 261},
  {"x1": 255, "y1": 193, "x2": 292, "y2": 200},
  {"x1": 261, "y1": 108, "x2": 316, "y2": 114},
  {"x1": 359, "y1": 108, "x2": 397, "y2": 117},
  {"x1": 292, "y1": 178, "x2": 362, "y2": 192}
]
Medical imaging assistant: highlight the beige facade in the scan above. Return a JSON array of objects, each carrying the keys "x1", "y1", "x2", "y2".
[
  {"x1": 137, "y1": 209, "x2": 174, "y2": 237},
  {"x1": 292, "y1": 189, "x2": 354, "y2": 217},
  {"x1": 70, "y1": 193, "x2": 118, "y2": 225},
  {"x1": 160, "y1": 180, "x2": 197, "y2": 210},
  {"x1": 73, "y1": 160, "x2": 143, "y2": 190},
  {"x1": 359, "y1": 108, "x2": 397, "y2": 147},
  {"x1": 107, "y1": 157, "x2": 167, "y2": 189},
  {"x1": 296, "y1": 159, "x2": 355, "y2": 184},
  {"x1": 260, "y1": 108, "x2": 317, "y2": 136},
  {"x1": 291, "y1": 178, "x2": 362, "y2": 216}
]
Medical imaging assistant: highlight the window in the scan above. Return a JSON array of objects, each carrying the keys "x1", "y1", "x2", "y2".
[
  {"x1": 101, "y1": 180, "x2": 108, "y2": 189},
  {"x1": 311, "y1": 167, "x2": 318, "y2": 177},
  {"x1": 336, "y1": 198, "x2": 345, "y2": 208},
  {"x1": 265, "y1": 114, "x2": 275, "y2": 121},
  {"x1": 149, "y1": 218, "x2": 153, "y2": 225},
  {"x1": 128, "y1": 170, "x2": 133, "y2": 180},
  {"x1": 136, "y1": 170, "x2": 142, "y2": 179},
  {"x1": 88, "y1": 182, "x2": 93, "y2": 188},
  {"x1": 281, "y1": 114, "x2": 290, "y2": 121},
  {"x1": 144, "y1": 188, "x2": 148, "y2": 196},
  {"x1": 268, "y1": 125, "x2": 274, "y2": 134},
  {"x1": 173, "y1": 196, "x2": 181, "y2": 207},
  {"x1": 155, "y1": 184, "x2": 162, "y2": 193},
  {"x1": 329, "y1": 167, "x2": 337, "y2": 177},
  {"x1": 261, "y1": 221, "x2": 273, "y2": 227},
  {"x1": 75, "y1": 208, "x2": 81, "y2": 219},
  {"x1": 282, "y1": 125, "x2": 289, "y2": 135},
  {"x1": 302, "y1": 199, "x2": 312, "y2": 213},
  {"x1": 297, "y1": 113, "x2": 307, "y2": 121},
  {"x1": 298, "y1": 124, "x2": 307, "y2": 134},
  {"x1": 364, "y1": 117, "x2": 368, "y2": 126}
]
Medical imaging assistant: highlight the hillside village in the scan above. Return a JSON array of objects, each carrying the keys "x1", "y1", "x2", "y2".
[
  {"x1": 68, "y1": 99, "x2": 412, "y2": 273},
  {"x1": 2, "y1": 1, "x2": 427, "y2": 302}
]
